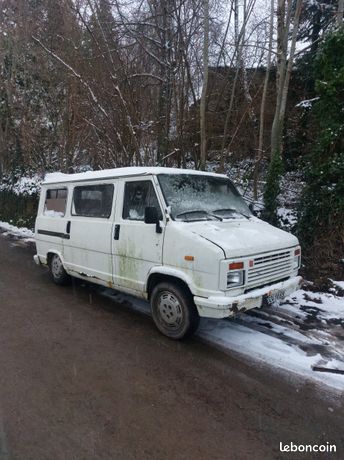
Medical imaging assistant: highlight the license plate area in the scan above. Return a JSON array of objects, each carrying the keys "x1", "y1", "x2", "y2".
[{"x1": 263, "y1": 289, "x2": 286, "y2": 306}]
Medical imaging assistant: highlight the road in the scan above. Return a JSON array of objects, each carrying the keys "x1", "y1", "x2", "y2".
[{"x1": 0, "y1": 235, "x2": 343, "y2": 460}]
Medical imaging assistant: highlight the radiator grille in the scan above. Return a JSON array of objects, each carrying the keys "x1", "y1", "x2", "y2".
[{"x1": 247, "y1": 250, "x2": 293, "y2": 287}]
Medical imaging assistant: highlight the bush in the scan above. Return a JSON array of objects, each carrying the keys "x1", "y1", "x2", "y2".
[
  {"x1": 0, "y1": 191, "x2": 38, "y2": 229},
  {"x1": 297, "y1": 29, "x2": 344, "y2": 279}
]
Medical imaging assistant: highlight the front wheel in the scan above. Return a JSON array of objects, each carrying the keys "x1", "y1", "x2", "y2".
[
  {"x1": 49, "y1": 254, "x2": 70, "y2": 285},
  {"x1": 150, "y1": 282, "x2": 200, "y2": 339}
]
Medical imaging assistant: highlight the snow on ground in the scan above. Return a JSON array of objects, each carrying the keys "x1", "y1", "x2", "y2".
[
  {"x1": 331, "y1": 280, "x2": 344, "y2": 291},
  {"x1": 0, "y1": 221, "x2": 35, "y2": 240},
  {"x1": 101, "y1": 288, "x2": 344, "y2": 392},
  {"x1": 217, "y1": 159, "x2": 304, "y2": 231}
]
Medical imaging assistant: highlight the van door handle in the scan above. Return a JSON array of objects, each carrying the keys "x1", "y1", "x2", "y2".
[
  {"x1": 66, "y1": 221, "x2": 71, "y2": 234},
  {"x1": 114, "y1": 224, "x2": 120, "y2": 240}
]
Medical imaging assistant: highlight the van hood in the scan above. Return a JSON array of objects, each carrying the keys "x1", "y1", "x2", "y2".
[{"x1": 184, "y1": 218, "x2": 299, "y2": 258}]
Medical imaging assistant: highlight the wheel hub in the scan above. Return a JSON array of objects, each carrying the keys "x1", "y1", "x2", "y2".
[
  {"x1": 51, "y1": 256, "x2": 63, "y2": 277},
  {"x1": 157, "y1": 292, "x2": 183, "y2": 326}
]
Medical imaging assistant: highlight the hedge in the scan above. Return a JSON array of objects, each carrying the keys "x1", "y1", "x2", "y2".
[{"x1": 0, "y1": 191, "x2": 39, "y2": 230}]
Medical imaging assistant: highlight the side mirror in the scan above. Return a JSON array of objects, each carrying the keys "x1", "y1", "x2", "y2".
[{"x1": 144, "y1": 206, "x2": 162, "y2": 233}]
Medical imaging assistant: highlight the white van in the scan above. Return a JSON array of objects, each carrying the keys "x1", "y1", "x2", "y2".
[{"x1": 34, "y1": 167, "x2": 302, "y2": 339}]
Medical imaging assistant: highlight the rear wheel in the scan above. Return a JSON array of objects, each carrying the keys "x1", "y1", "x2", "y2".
[
  {"x1": 49, "y1": 254, "x2": 70, "y2": 285},
  {"x1": 150, "y1": 282, "x2": 200, "y2": 339}
]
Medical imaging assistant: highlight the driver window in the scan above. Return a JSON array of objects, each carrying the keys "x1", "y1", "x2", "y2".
[{"x1": 122, "y1": 181, "x2": 163, "y2": 221}]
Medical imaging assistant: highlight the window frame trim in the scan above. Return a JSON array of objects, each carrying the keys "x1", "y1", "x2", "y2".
[
  {"x1": 44, "y1": 187, "x2": 68, "y2": 217},
  {"x1": 121, "y1": 178, "x2": 164, "y2": 222},
  {"x1": 157, "y1": 173, "x2": 251, "y2": 221},
  {"x1": 71, "y1": 183, "x2": 115, "y2": 219}
]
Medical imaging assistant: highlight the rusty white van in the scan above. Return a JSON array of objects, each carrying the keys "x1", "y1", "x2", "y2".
[{"x1": 34, "y1": 167, "x2": 302, "y2": 339}]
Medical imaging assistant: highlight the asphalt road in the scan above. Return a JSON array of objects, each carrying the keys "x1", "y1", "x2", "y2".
[{"x1": 0, "y1": 235, "x2": 343, "y2": 460}]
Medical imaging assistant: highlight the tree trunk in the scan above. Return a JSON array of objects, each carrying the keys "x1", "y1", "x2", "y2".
[
  {"x1": 278, "y1": 0, "x2": 302, "y2": 139},
  {"x1": 338, "y1": 0, "x2": 344, "y2": 26},
  {"x1": 270, "y1": 0, "x2": 301, "y2": 157},
  {"x1": 157, "y1": 0, "x2": 172, "y2": 165},
  {"x1": 200, "y1": 0, "x2": 209, "y2": 171},
  {"x1": 240, "y1": 0, "x2": 258, "y2": 171},
  {"x1": 253, "y1": 0, "x2": 274, "y2": 200},
  {"x1": 265, "y1": 0, "x2": 302, "y2": 224}
]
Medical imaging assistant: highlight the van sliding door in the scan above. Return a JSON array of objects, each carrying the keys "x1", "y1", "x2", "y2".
[{"x1": 63, "y1": 181, "x2": 115, "y2": 284}]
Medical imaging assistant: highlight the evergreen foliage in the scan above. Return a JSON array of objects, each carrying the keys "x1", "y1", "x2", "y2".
[
  {"x1": 297, "y1": 0, "x2": 337, "y2": 50},
  {"x1": 298, "y1": 28, "x2": 344, "y2": 278},
  {"x1": 0, "y1": 191, "x2": 38, "y2": 228},
  {"x1": 292, "y1": 0, "x2": 337, "y2": 94}
]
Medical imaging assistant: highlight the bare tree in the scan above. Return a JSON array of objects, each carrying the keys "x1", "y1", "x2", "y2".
[
  {"x1": 338, "y1": 0, "x2": 344, "y2": 26},
  {"x1": 200, "y1": 0, "x2": 209, "y2": 170},
  {"x1": 0, "y1": 0, "x2": 311, "y2": 179},
  {"x1": 253, "y1": 0, "x2": 274, "y2": 199},
  {"x1": 218, "y1": 0, "x2": 257, "y2": 172},
  {"x1": 270, "y1": 0, "x2": 302, "y2": 158},
  {"x1": 263, "y1": 0, "x2": 302, "y2": 224}
]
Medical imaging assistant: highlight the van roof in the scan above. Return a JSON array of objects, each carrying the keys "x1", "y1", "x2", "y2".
[{"x1": 43, "y1": 166, "x2": 228, "y2": 185}]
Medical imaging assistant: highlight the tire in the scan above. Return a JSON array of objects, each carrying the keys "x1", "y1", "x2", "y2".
[
  {"x1": 49, "y1": 254, "x2": 70, "y2": 285},
  {"x1": 150, "y1": 282, "x2": 200, "y2": 339}
]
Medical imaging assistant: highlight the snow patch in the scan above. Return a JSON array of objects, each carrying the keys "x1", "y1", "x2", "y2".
[
  {"x1": 296, "y1": 97, "x2": 320, "y2": 109},
  {"x1": 43, "y1": 210, "x2": 64, "y2": 218},
  {"x1": 331, "y1": 280, "x2": 344, "y2": 290},
  {"x1": 0, "y1": 175, "x2": 42, "y2": 196},
  {"x1": 44, "y1": 166, "x2": 228, "y2": 185},
  {"x1": 0, "y1": 221, "x2": 35, "y2": 240},
  {"x1": 101, "y1": 286, "x2": 344, "y2": 393}
]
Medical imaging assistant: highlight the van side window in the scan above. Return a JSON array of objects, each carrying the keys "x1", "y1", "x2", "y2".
[
  {"x1": 72, "y1": 184, "x2": 114, "y2": 218},
  {"x1": 44, "y1": 188, "x2": 67, "y2": 217},
  {"x1": 123, "y1": 181, "x2": 163, "y2": 221}
]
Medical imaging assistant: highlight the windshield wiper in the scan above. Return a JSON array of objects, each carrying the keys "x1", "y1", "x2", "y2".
[
  {"x1": 212, "y1": 208, "x2": 250, "y2": 219},
  {"x1": 175, "y1": 210, "x2": 223, "y2": 221}
]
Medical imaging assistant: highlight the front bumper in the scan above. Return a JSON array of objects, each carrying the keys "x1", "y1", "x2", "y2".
[
  {"x1": 194, "y1": 276, "x2": 302, "y2": 319},
  {"x1": 33, "y1": 254, "x2": 41, "y2": 266}
]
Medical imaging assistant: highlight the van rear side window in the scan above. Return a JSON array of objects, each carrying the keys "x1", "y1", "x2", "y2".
[
  {"x1": 72, "y1": 184, "x2": 114, "y2": 218},
  {"x1": 44, "y1": 188, "x2": 67, "y2": 217}
]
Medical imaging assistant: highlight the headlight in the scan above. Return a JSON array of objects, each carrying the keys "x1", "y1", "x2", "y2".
[
  {"x1": 293, "y1": 256, "x2": 301, "y2": 270},
  {"x1": 227, "y1": 270, "x2": 244, "y2": 287},
  {"x1": 293, "y1": 247, "x2": 301, "y2": 270}
]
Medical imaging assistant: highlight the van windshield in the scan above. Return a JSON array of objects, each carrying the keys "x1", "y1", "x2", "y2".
[{"x1": 158, "y1": 174, "x2": 252, "y2": 221}]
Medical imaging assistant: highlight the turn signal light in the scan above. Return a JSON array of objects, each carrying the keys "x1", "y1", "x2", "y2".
[
  {"x1": 294, "y1": 248, "x2": 301, "y2": 256},
  {"x1": 184, "y1": 255, "x2": 194, "y2": 261},
  {"x1": 229, "y1": 262, "x2": 244, "y2": 270}
]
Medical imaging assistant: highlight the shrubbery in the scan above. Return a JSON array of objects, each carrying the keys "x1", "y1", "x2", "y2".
[
  {"x1": 0, "y1": 171, "x2": 41, "y2": 229},
  {"x1": 0, "y1": 190, "x2": 38, "y2": 229},
  {"x1": 297, "y1": 28, "x2": 344, "y2": 279}
]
